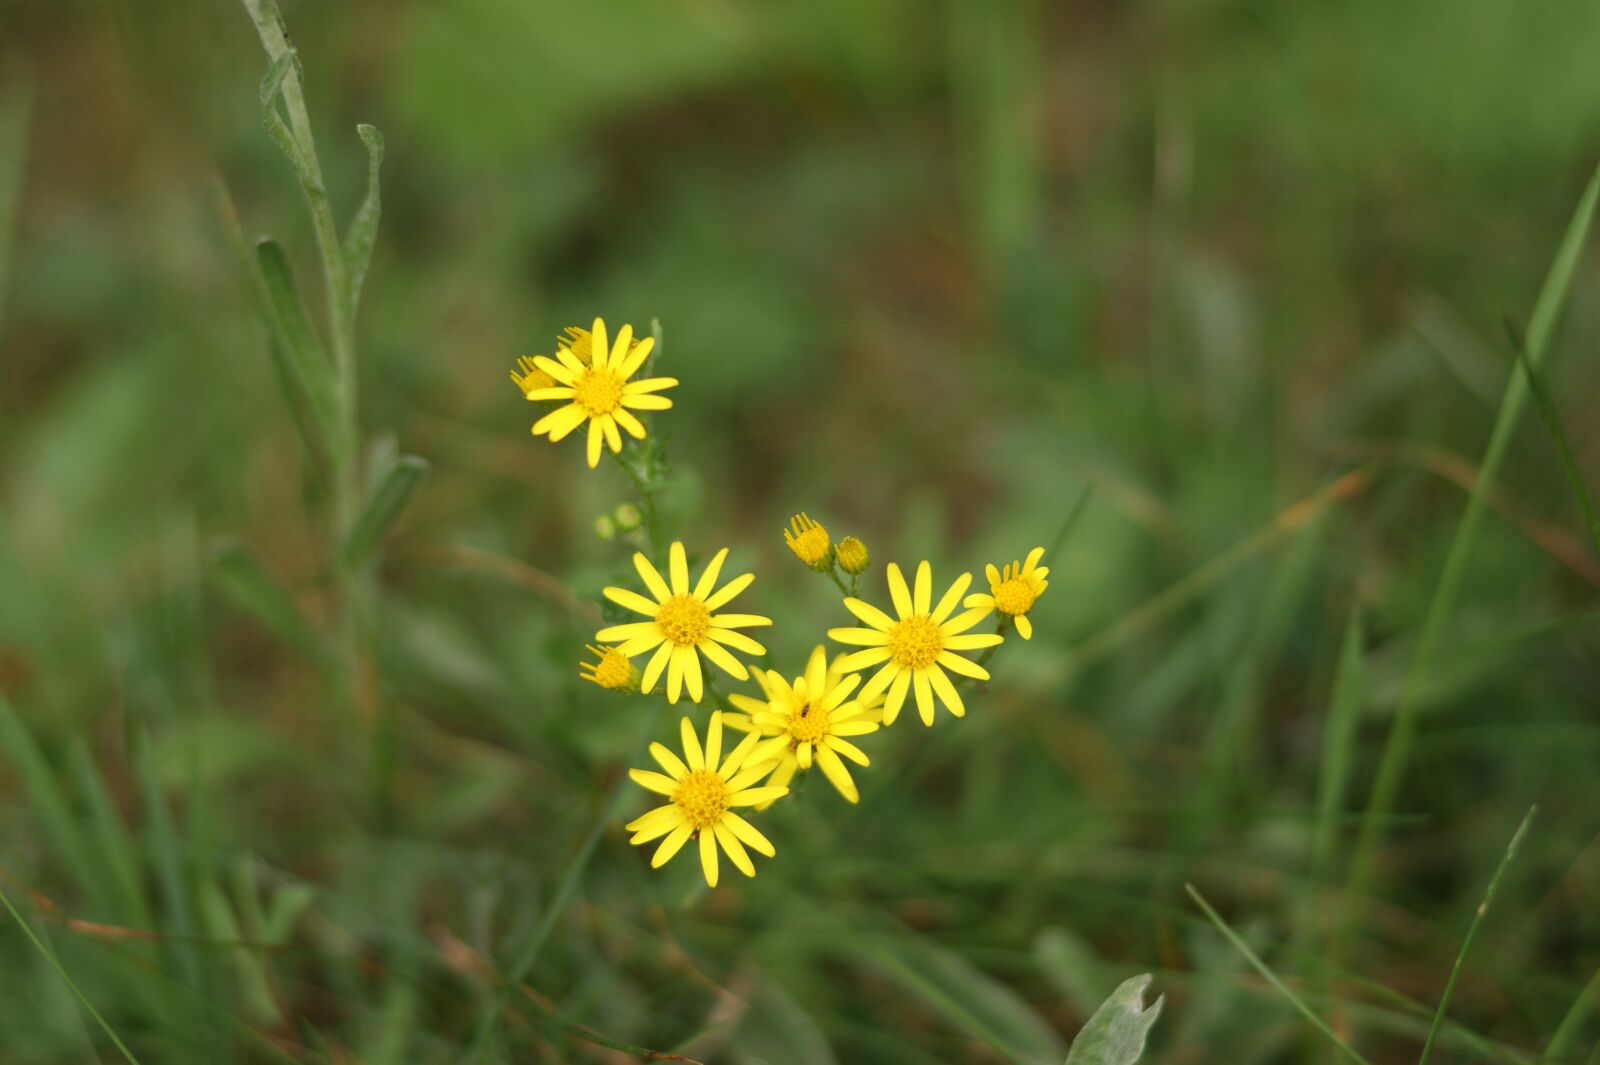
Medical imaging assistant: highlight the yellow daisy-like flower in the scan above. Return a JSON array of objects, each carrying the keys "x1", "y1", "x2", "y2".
[
  {"x1": 828, "y1": 561, "x2": 1002, "y2": 726},
  {"x1": 597, "y1": 542, "x2": 772, "y2": 704},
  {"x1": 783, "y1": 512, "x2": 833, "y2": 570},
  {"x1": 626, "y1": 712, "x2": 789, "y2": 887},
  {"x1": 965, "y1": 547, "x2": 1049, "y2": 640},
  {"x1": 724, "y1": 645, "x2": 882, "y2": 804},
  {"x1": 522, "y1": 317, "x2": 679, "y2": 468},
  {"x1": 579, "y1": 644, "x2": 637, "y2": 691}
]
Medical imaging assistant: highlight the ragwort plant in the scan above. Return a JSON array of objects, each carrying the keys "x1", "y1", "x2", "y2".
[{"x1": 510, "y1": 317, "x2": 1049, "y2": 888}]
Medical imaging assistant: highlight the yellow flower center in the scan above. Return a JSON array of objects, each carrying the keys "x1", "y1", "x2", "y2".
[
  {"x1": 561, "y1": 329, "x2": 595, "y2": 365},
  {"x1": 592, "y1": 648, "x2": 633, "y2": 689},
  {"x1": 656, "y1": 594, "x2": 711, "y2": 647},
  {"x1": 992, "y1": 577, "x2": 1038, "y2": 617},
  {"x1": 672, "y1": 769, "x2": 730, "y2": 829},
  {"x1": 789, "y1": 702, "x2": 831, "y2": 744},
  {"x1": 574, "y1": 368, "x2": 624, "y2": 414},
  {"x1": 886, "y1": 615, "x2": 943, "y2": 670}
]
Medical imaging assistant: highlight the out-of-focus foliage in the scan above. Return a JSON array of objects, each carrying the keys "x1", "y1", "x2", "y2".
[{"x1": 1, "y1": 0, "x2": 1599, "y2": 1061}]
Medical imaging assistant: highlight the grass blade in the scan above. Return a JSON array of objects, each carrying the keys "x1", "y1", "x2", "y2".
[
  {"x1": 1418, "y1": 805, "x2": 1537, "y2": 1065},
  {"x1": 1348, "y1": 159, "x2": 1600, "y2": 916},
  {"x1": 1187, "y1": 883, "x2": 1375, "y2": 1065},
  {"x1": 343, "y1": 455, "x2": 428, "y2": 569},
  {"x1": 0, "y1": 883, "x2": 144, "y2": 1064},
  {"x1": 1504, "y1": 318, "x2": 1600, "y2": 555}
]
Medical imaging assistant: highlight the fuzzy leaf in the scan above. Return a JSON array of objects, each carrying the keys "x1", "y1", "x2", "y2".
[{"x1": 1064, "y1": 974, "x2": 1163, "y2": 1065}]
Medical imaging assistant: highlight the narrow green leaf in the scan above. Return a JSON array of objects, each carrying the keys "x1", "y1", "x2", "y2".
[
  {"x1": 1418, "y1": 805, "x2": 1537, "y2": 1065},
  {"x1": 343, "y1": 455, "x2": 428, "y2": 568},
  {"x1": 257, "y1": 52, "x2": 305, "y2": 176},
  {"x1": 1349, "y1": 158, "x2": 1600, "y2": 918},
  {"x1": 255, "y1": 238, "x2": 340, "y2": 450},
  {"x1": 1315, "y1": 610, "x2": 1366, "y2": 874},
  {"x1": 1064, "y1": 974, "x2": 1164, "y2": 1065},
  {"x1": 1504, "y1": 317, "x2": 1600, "y2": 555},
  {"x1": 0, "y1": 694, "x2": 96, "y2": 888},
  {"x1": 343, "y1": 123, "x2": 385, "y2": 318},
  {"x1": 0, "y1": 883, "x2": 145, "y2": 1065},
  {"x1": 1188, "y1": 884, "x2": 1374, "y2": 1065},
  {"x1": 210, "y1": 541, "x2": 332, "y2": 667}
]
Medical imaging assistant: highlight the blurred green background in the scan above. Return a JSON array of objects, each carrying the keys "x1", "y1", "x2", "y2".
[{"x1": 3, "y1": 0, "x2": 1600, "y2": 1061}]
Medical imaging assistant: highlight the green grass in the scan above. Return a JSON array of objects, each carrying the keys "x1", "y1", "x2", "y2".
[{"x1": 3, "y1": 1, "x2": 1600, "y2": 1062}]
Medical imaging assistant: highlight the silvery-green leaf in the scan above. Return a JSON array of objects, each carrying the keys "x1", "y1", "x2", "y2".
[{"x1": 1064, "y1": 974, "x2": 1163, "y2": 1065}]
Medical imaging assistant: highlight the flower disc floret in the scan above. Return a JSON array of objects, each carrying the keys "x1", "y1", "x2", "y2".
[
  {"x1": 672, "y1": 769, "x2": 730, "y2": 828},
  {"x1": 656, "y1": 594, "x2": 711, "y2": 647},
  {"x1": 886, "y1": 615, "x2": 943, "y2": 670},
  {"x1": 574, "y1": 368, "x2": 625, "y2": 414}
]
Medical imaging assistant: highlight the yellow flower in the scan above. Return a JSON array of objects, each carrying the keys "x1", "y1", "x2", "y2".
[
  {"x1": 724, "y1": 645, "x2": 881, "y2": 804},
  {"x1": 579, "y1": 644, "x2": 636, "y2": 691},
  {"x1": 510, "y1": 355, "x2": 558, "y2": 394},
  {"x1": 828, "y1": 561, "x2": 1002, "y2": 726},
  {"x1": 965, "y1": 547, "x2": 1049, "y2": 640},
  {"x1": 522, "y1": 317, "x2": 679, "y2": 468},
  {"x1": 626, "y1": 712, "x2": 788, "y2": 887},
  {"x1": 783, "y1": 512, "x2": 833, "y2": 570},
  {"x1": 836, "y1": 536, "x2": 870, "y2": 575},
  {"x1": 597, "y1": 542, "x2": 772, "y2": 704}
]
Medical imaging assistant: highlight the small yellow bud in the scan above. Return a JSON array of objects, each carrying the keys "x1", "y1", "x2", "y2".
[
  {"x1": 580, "y1": 644, "x2": 638, "y2": 691},
  {"x1": 510, "y1": 355, "x2": 557, "y2": 395},
  {"x1": 784, "y1": 512, "x2": 833, "y2": 571},
  {"x1": 836, "y1": 536, "x2": 870, "y2": 575},
  {"x1": 613, "y1": 503, "x2": 642, "y2": 531},
  {"x1": 594, "y1": 515, "x2": 617, "y2": 540}
]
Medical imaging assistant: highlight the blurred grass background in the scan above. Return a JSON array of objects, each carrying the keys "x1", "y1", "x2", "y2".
[{"x1": 3, "y1": 0, "x2": 1600, "y2": 1061}]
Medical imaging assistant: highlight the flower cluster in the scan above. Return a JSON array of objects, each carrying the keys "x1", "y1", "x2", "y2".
[{"x1": 513, "y1": 318, "x2": 1049, "y2": 888}]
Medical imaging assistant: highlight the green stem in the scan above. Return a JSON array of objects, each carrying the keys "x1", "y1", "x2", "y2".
[{"x1": 0, "y1": 883, "x2": 144, "y2": 1064}]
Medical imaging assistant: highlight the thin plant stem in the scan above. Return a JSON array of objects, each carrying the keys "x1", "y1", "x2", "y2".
[
  {"x1": 1418, "y1": 806, "x2": 1537, "y2": 1065},
  {"x1": 1187, "y1": 884, "x2": 1375, "y2": 1065},
  {"x1": 0, "y1": 882, "x2": 144, "y2": 1065}
]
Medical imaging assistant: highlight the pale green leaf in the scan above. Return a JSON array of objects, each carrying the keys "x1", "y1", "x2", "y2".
[{"x1": 1064, "y1": 974, "x2": 1163, "y2": 1065}]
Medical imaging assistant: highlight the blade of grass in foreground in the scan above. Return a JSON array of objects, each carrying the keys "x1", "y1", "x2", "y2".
[
  {"x1": 1417, "y1": 806, "x2": 1536, "y2": 1065},
  {"x1": 1504, "y1": 318, "x2": 1600, "y2": 555},
  {"x1": 1347, "y1": 159, "x2": 1600, "y2": 919},
  {"x1": 0, "y1": 883, "x2": 144, "y2": 1064},
  {"x1": 1187, "y1": 884, "x2": 1375, "y2": 1065}
]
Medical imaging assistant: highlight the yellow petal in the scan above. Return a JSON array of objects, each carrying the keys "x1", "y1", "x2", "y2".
[
  {"x1": 931, "y1": 572, "x2": 972, "y2": 623},
  {"x1": 640, "y1": 640, "x2": 674, "y2": 692},
  {"x1": 680, "y1": 716, "x2": 703, "y2": 770},
  {"x1": 814, "y1": 744, "x2": 858, "y2": 803},
  {"x1": 912, "y1": 560, "x2": 932, "y2": 614},
  {"x1": 722, "y1": 812, "x2": 775, "y2": 856},
  {"x1": 649, "y1": 742, "x2": 688, "y2": 779},
  {"x1": 633, "y1": 552, "x2": 671, "y2": 601},
  {"x1": 843, "y1": 597, "x2": 896, "y2": 631},
  {"x1": 694, "y1": 548, "x2": 729, "y2": 599},
  {"x1": 604, "y1": 587, "x2": 660, "y2": 617},
  {"x1": 669, "y1": 541, "x2": 689, "y2": 595},
  {"x1": 886, "y1": 562, "x2": 913, "y2": 618},
  {"x1": 703, "y1": 572, "x2": 755, "y2": 611},
  {"x1": 699, "y1": 828, "x2": 719, "y2": 888},
  {"x1": 713, "y1": 822, "x2": 757, "y2": 877},
  {"x1": 913, "y1": 670, "x2": 935, "y2": 726},
  {"x1": 628, "y1": 769, "x2": 677, "y2": 796},
  {"x1": 651, "y1": 822, "x2": 692, "y2": 867}
]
